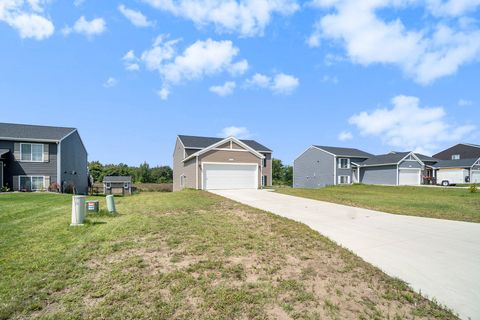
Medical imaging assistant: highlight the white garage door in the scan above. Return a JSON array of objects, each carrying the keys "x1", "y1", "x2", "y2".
[
  {"x1": 399, "y1": 169, "x2": 421, "y2": 185},
  {"x1": 471, "y1": 171, "x2": 480, "y2": 183},
  {"x1": 437, "y1": 169, "x2": 466, "y2": 184},
  {"x1": 203, "y1": 163, "x2": 258, "y2": 190}
]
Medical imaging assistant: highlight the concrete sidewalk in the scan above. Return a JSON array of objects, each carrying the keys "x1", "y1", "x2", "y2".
[{"x1": 211, "y1": 189, "x2": 480, "y2": 320}]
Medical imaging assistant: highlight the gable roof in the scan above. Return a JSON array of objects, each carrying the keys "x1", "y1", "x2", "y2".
[
  {"x1": 103, "y1": 176, "x2": 132, "y2": 183},
  {"x1": 358, "y1": 152, "x2": 427, "y2": 166},
  {"x1": 461, "y1": 143, "x2": 480, "y2": 148},
  {"x1": 0, "y1": 122, "x2": 76, "y2": 141},
  {"x1": 178, "y1": 135, "x2": 272, "y2": 152},
  {"x1": 313, "y1": 145, "x2": 373, "y2": 158},
  {"x1": 431, "y1": 158, "x2": 479, "y2": 168}
]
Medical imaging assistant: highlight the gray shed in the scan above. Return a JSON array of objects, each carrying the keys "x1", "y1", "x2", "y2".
[{"x1": 103, "y1": 176, "x2": 132, "y2": 195}]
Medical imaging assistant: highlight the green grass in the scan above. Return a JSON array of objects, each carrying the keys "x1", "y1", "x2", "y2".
[
  {"x1": 0, "y1": 191, "x2": 457, "y2": 319},
  {"x1": 276, "y1": 184, "x2": 480, "y2": 223}
]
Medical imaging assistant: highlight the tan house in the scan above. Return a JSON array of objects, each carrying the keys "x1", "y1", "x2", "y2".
[{"x1": 173, "y1": 135, "x2": 272, "y2": 191}]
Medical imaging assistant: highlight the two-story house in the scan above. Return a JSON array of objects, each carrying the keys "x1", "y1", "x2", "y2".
[
  {"x1": 0, "y1": 122, "x2": 88, "y2": 194},
  {"x1": 173, "y1": 135, "x2": 272, "y2": 191}
]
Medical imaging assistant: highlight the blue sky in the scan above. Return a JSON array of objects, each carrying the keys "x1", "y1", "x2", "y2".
[{"x1": 1, "y1": 0, "x2": 479, "y2": 166}]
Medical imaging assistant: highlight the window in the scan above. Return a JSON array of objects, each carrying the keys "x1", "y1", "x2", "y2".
[
  {"x1": 20, "y1": 143, "x2": 43, "y2": 162},
  {"x1": 19, "y1": 176, "x2": 44, "y2": 191},
  {"x1": 338, "y1": 175, "x2": 350, "y2": 184},
  {"x1": 262, "y1": 157, "x2": 267, "y2": 167},
  {"x1": 124, "y1": 182, "x2": 129, "y2": 189},
  {"x1": 452, "y1": 154, "x2": 460, "y2": 160},
  {"x1": 106, "y1": 182, "x2": 111, "y2": 189},
  {"x1": 262, "y1": 175, "x2": 267, "y2": 186},
  {"x1": 338, "y1": 158, "x2": 350, "y2": 169}
]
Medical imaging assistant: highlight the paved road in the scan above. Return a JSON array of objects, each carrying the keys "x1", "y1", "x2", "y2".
[{"x1": 211, "y1": 189, "x2": 480, "y2": 320}]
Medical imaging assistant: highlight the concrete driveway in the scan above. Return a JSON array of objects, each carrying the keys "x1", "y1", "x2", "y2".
[{"x1": 211, "y1": 189, "x2": 480, "y2": 320}]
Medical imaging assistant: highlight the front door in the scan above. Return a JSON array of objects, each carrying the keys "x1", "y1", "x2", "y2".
[{"x1": 0, "y1": 161, "x2": 3, "y2": 188}]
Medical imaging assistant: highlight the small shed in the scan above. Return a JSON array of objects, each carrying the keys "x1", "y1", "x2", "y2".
[{"x1": 103, "y1": 176, "x2": 132, "y2": 196}]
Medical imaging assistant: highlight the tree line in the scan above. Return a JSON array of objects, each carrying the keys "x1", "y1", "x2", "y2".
[
  {"x1": 88, "y1": 161, "x2": 173, "y2": 184},
  {"x1": 88, "y1": 159, "x2": 293, "y2": 186}
]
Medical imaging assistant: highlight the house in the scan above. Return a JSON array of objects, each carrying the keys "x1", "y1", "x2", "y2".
[
  {"x1": 294, "y1": 146, "x2": 438, "y2": 187},
  {"x1": 0, "y1": 122, "x2": 88, "y2": 194},
  {"x1": 173, "y1": 135, "x2": 272, "y2": 191},
  {"x1": 293, "y1": 146, "x2": 373, "y2": 188},
  {"x1": 103, "y1": 176, "x2": 132, "y2": 195},
  {"x1": 433, "y1": 143, "x2": 480, "y2": 160}
]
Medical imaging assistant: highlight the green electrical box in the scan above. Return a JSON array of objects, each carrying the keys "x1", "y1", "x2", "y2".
[{"x1": 86, "y1": 200, "x2": 99, "y2": 212}]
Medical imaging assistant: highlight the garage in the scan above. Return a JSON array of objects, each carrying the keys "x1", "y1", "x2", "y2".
[
  {"x1": 436, "y1": 169, "x2": 467, "y2": 185},
  {"x1": 398, "y1": 169, "x2": 421, "y2": 185},
  {"x1": 203, "y1": 163, "x2": 258, "y2": 190}
]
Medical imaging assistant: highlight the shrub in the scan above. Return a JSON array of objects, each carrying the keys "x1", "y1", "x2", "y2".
[
  {"x1": 1, "y1": 184, "x2": 10, "y2": 192},
  {"x1": 469, "y1": 184, "x2": 478, "y2": 193}
]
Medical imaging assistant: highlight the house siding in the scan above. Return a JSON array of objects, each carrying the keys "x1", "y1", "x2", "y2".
[
  {"x1": 60, "y1": 131, "x2": 88, "y2": 194},
  {"x1": 294, "y1": 147, "x2": 335, "y2": 188},
  {"x1": 335, "y1": 157, "x2": 367, "y2": 183},
  {"x1": 0, "y1": 140, "x2": 58, "y2": 190},
  {"x1": 361, "y1": 165, "x2": 397, "y2": 185},
  {"x1": 399, "y1": 160, "x2": 423, "y2": 169},
  {"x1": 261, "y1": 153, "x2": 272, "y2": 187},
  {"x1": 172, "y1": 138, "x2": 185, "y2": 191}
]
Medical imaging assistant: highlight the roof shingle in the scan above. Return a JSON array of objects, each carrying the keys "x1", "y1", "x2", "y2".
[
  {"x1": 0, "y1": 123, "x2": 76, "y2": 141},
  {"x1": 178, "y1": 135, "x2": 272, "y2": 152},
  {"x1": 313, "y1": 146, "x2": 373, "y2": 158}
]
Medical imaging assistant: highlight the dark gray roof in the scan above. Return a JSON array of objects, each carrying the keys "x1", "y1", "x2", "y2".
[
  {"x1": 0, "y1": 149, "x2": 9, "y2": 157},
  {"x1": 103, "y1": 176, "x2": 132, "y2": 182},
  {"x1": 314, "y1": 146, "x2": 373, "y2": 158},
  {"x1": 431, "y1": 158, "x2": 479, "y2": 168},
  {"x1": 178, "y1": 135, "x2": 272, "y2": 152},
  {"x1": 0, "y1": 122, "x2": 76, "y2": 141},
  {"x1": 415, "y1": 153, "x2": 439, "y2": 162},
  {"x1": 359, "y1": 152, "x2": 438, "y2": 166}
]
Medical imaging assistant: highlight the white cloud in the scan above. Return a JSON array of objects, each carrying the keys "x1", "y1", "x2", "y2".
[
  {"x1": 142, "y1": 0, "x2": 299, "y2": 37},
  {"x1": 0, "y1": 1, "x2": 54, "y2": 40},
  {"x1": 219, "y1": 126, "x2": 251, "y2": 139},
  {"x1": 103, "y1": 77, "x2": 118, "y2": 88},
  {"x1": 458, "y1": 98, "x2": 473, "y2": 106},
  {"x1": 349, "y1": 95, "x2": 476, "y2": 154},
  {"x1": 426, "y1": 0, "x2": 480, "y2": 17},
  {"x1": 246, "y1": 72, "x2": 299, "y2": 94},
  {"x1": 157, "y1": 87, "x2": 170, "y2": 100},
  {"x1": 338, "y1": 131, "x2": 353, "y2": 141},
  {"x1": 209, "y1": 81, "x2": 236, "y2": 96},
  {"x1": 122, "y1": 50, "x2": 140, "y2": 71},
  {"x1": 309, "y1": 0, "x2": 480, "y2": 84},
  {"x1": 74, "y1": 0, "x2": 86, "y2": 6},
  {"x1": 136, "y1": 36, "x2": 249, "y2": 99},
  {"x1": 63, "y1": 16, "x2": 106, "y2": 37},
  {"x1": 271, "y1": 73, "x2": 299, "y2": 94},
  {"x1": 118, "y1": 4, "x2": 154, "y2": 27}
]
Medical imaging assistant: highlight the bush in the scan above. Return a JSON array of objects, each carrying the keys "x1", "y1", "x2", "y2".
[
  {"x1": 469, "y1": 184, "x2": 478, "y2": 193},
  {"x1": 1, "y1": 184, "x2": 10, "y2": 192}
]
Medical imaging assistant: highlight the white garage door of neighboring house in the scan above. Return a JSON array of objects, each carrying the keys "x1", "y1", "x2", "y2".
[
  {"x1": 398, "y1": 169, "x2": 421, "y2": 185},
  {"x1": 471, "y1": 171, "x2": 480, "y2": 183},
  {"x1": 203, "y1": 163, "x2": 258, "y2": 190}
]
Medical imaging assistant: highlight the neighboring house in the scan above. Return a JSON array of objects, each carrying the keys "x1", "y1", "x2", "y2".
[
  {"x1": 0, "y1": 122, "x2": 88, "y2": 194},
  {"x1": 294, "y1": 146, "x2": 439, "y2": 187},
  {"x1": 431, "y1": 158, "x2": 480, "y2": 185},
  {"x1": 433, "y1": 143, "x2": 480, "y2": 160},
  {"x1": 293, "y1": 146, "x2": 373, "y2": 188},
  {"x1": 103, "y1": 176, "x2": 132, "y2": 195},
  {"x1": 173, "y1": 135, "x2": 272, "y2": 191}
]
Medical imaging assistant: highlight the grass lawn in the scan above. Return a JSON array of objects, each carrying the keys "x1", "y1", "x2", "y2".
[
  {"x1": 276, "y1": 184, "x2": 480, "y2": 223},
  {"x1": 0, "y1": 191, "x2": 457, "y2": 319}
]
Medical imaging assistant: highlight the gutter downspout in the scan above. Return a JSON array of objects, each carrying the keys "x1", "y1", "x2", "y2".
[{"x1": 57, "y1": 141, "x2": 61, "y2": 192}]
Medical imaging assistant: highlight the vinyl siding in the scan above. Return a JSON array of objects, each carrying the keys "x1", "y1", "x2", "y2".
[
  {"x1": 60, "y1": 131, "x2": 88, "y2": 194},
  {"x1": 0, "y1": 140, "x2": 58, "y2": 190},
  {"x1": 399, "y1": 160, "x2": 423, "y2": 169},
  {"x1": 294, "y1": 147, "x2": 335, "y2": 188},
  {"x1": 360, "y1": 165, "x2": 397, "y2": 185},
  {"x1": 172, "y1": 138, "x2": 186, "y2": 191}
]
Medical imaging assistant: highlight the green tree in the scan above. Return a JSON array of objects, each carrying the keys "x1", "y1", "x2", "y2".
[
  {"x1": 88, "y1": 161, "x2": 104, "y2": 183},
  {"x1": 272, "y1": 158, "x2": 284, "y2": 184},
  {"x1": 283, "y1": 165, "x2": 293, "y2": 187},
  {"x1": 137, "y1": 161, "x2": 151, "y2": 183},
  {"x1": 151, "y1": 166, "x2": 173, "y2": 183}
]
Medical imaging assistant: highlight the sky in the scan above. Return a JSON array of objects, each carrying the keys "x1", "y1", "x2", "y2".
[{"x1": 1, "y1": 0, "x2": 479, "y2": 166}]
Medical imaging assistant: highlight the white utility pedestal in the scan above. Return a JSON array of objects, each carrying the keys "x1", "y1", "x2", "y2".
[{"x1": 71, "y1": 195, "x2": 86, "y2": 226}]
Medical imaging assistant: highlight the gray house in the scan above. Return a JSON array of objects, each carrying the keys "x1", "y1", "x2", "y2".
[
  {"x1": 294, "y1": 146, "x2": 438, "y2": 188},
  {"x1": 0, "y1": 122, "x2": 88, "y2": 194},
  {"x1": 103, "y1": 176, "x2": 132, "y2": 195},
  {"x1": 293, "y1": 146, "x2": 373, "y2": 188}
]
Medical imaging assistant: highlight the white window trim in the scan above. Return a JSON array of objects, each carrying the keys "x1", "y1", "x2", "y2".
[
  {"x1": 338, "y1": 158, "x2": 350, "y2": 169},
  {"x1": 123, "y1": 182, "x2": 129, "y2": 189},
  {"x1": 337, "y1": 175, "x2": 351, "y2": 184},
  {"x1": 18, "y1": 176, "x2": 45, "y2": 191},
  {"x1": 452, "y1": 154, "x2": 460, "y2": 160},
  {"x1": 20, "y1": 143, "x2": 44, "y2": 162},
  {"x1": 106, "y1": 182, "x2": 111, "y2": 189}
]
